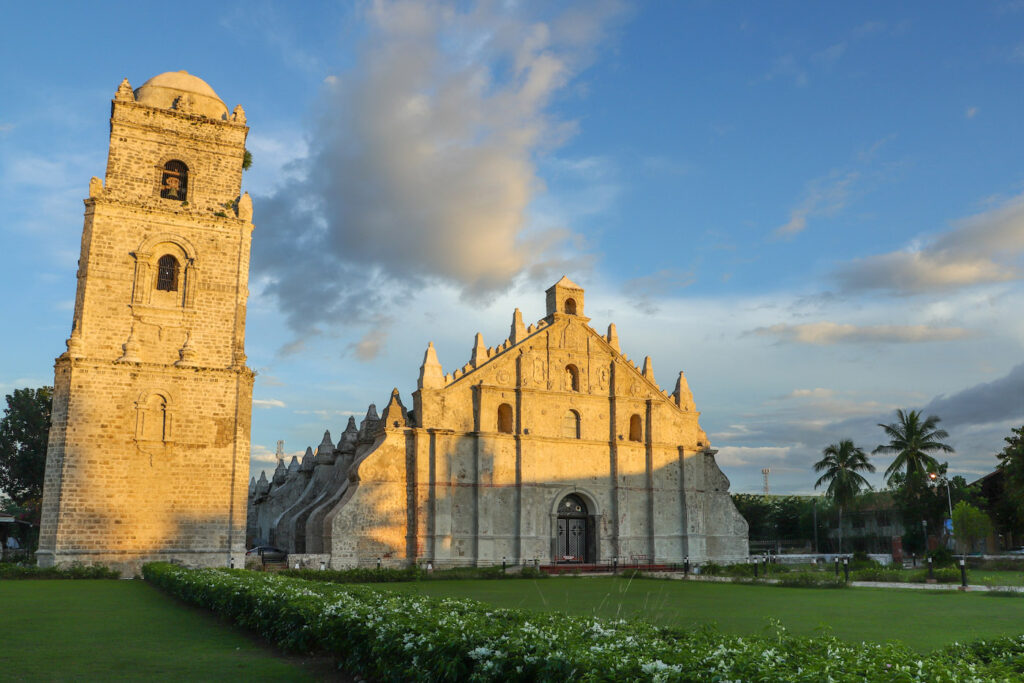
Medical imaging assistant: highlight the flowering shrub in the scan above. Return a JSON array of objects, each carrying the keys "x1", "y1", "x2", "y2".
[{"x1": 144, "y1": 563, "x2": 1024, "y2": 681}]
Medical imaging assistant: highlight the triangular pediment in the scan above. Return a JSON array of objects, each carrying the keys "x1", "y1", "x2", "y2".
[{"x1": 436, "y1": 314, "x2": 686, "y2": 413}]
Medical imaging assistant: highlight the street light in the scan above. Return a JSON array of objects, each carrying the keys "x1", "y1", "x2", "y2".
[{"x1": 929, "y1": 472, "x2": 955, "y2": 550}]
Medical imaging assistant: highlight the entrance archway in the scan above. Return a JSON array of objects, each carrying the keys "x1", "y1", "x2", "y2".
[{"x1": 556, "y1": 494, "x2": 591, "y2": 563}]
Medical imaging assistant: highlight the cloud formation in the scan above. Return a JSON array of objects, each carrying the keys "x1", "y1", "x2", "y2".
[
  {"x1": 835, "y1": 192, "x2": 1024, "y2": 294},
  {"x1": 922, "y1": 362, "x2": 1024, "y2": 429},
  {"x1": 252, "y1": 1, "x2": 621, "y2": 356},
  {"x1": 712, "y1": 362, "x2": 1024, "y2": 491},
  {"x1": 774, "y1": 170, "x2": 858, "y2": 238},
  {"x1": 253, "y1": 398, "x2": 287, "y2": 408},
  {"x1": 749, "y1": 321, "x2": 973, "y2": 345}
]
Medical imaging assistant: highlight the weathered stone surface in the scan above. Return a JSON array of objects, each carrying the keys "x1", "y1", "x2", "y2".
[
  {"x1": 250, "y1": 279, "x2": 748, "y2": 568},
  {"x1": 37, "y1": 72, "x2": 253, "y2": 575}
]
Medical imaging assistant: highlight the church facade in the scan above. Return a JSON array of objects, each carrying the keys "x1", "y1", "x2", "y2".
[
  {"x1": 37, "y1": 72, "x2": 254, "y2": 574},
  {"x1": 253, "y1": 277, "x2": 748, "y2": 568}
]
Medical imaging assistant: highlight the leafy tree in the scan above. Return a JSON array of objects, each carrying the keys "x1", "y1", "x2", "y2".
[
  {"x1": 730, "y1": 494, "x2": 828, "y2": 549},
  {"x1": 874, "y1": 409, "x2": 954, "y2": 485},
  {"x1": 993, "y1": 425, "x2": 1024, "y2": 537},
  {"x1": 814, "y1": 439, "x2": 875, "y2": 553},
  {"x1": 951, "y1": 500, "x2": 993, "y2": 553},
  {"x1": 0, "y1": 387, "x2": 52, "y2": 505}
]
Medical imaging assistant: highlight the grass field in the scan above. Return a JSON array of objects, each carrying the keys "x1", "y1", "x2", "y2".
[
  {"x1": 0, "y1": 580, "x2": 325, "y2": 681},
  {"x1": 373, "y1": 576, "x2": 1024, "y2": 652}
]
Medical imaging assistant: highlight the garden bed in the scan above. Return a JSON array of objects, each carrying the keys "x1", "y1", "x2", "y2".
[{"x1": 144, "y1": 563, "x2": 1024, "y2": 681}]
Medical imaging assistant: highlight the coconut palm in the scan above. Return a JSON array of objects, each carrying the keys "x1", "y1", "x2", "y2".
[
  {"x1": 874, "y1": 409, "x2": 953, "y2": 485},
  {"x1": 814, "y1": 439, "x2": 875, "y2": 553}
]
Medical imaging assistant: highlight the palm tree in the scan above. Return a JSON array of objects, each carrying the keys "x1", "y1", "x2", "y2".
[
  {"x1": 873, "y1": 409, "x2": 954, "y2": 485},
  {"x1": 814, "y1": 440, "x2": 875, "y2": 554}
]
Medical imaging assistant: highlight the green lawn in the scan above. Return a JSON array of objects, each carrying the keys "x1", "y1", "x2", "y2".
[
  {"x1": 972, "y1": 570, "x2": 1024, "y2": 586},
  {"x1": 0, "y1": 580, "x2": 324, "y2": 681},
  {"x1": 373, "y1": 576, "x2": 1024, "y2": 652}
]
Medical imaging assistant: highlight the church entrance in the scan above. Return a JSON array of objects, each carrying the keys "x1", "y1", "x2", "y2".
[{"x1": 556, "y1": 494, "x2": 592, "y2": 563}]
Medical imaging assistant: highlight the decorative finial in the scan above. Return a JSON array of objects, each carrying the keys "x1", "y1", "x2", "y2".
[
  {"x1": 381, "y1": 389, "x2": 408, "y2": 429},
  {"x1": 673, "y1": 371, "x2": 695, "y2": 412},
  {"x1": 231, "y1": 104, "x2": 247, "y2": 124},
  {"x1": 66, "y1": 322, "x2": 84, "y2": 359},
  {"x1": 116, "y1": 321, "x2": 142, "y2": 363},
  {"x1": 115, "y1": 78, "x2": 134, "y2": 102},
  {"x1": 471, "y1": 332, "x2": 487, "y2": 368},
  {"x1": 237, "y1": 192, "x2": 253, "y2": 221},
  {"x1": 642, "y1": 356, "x2": 654, "y2": 381},
  {"x1": 418, "y1": 341, "x2": 444, "y2": 389},
  {"x1": 606, "y1": 323, "x2": 620, "y2": 353},
  {"x1": 510, "y1": 308, "x2": 526, "y2": 345},
  {"x1": 174, "y1": 331, "x2": 196, "y2": 367}
]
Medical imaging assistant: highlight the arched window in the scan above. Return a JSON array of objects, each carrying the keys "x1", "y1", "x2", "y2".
[
  {"x1": 629, "y1": 414, "x2": 643, "y2": 442},
  {"x1": 156, "y1": 255, "x2": 180, "y2": 291},
  {"x1": 561, "y1": 409, "x2": 580, "y2": 439},
  {"x1": 160, "y1": 160, "x2": 189, "y2": 201},
  {"x1": 564, "y1": 298, "x2": 577, "y2": 314},
  {"x1": 565, "y1": 364, "x2": 580, "y2": 392},
  {"x1": 497, "y1": 403, "x2": 514, "y2": 434}
]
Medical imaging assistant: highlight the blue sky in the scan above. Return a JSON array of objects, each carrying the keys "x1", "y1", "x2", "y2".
[{"x1": 2, "y1": 1, "x2": 1023, "y2": 494}]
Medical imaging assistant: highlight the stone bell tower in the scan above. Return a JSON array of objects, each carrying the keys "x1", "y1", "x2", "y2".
[{"x1": 37, "y1": 71, "x2": 255, "y2": 573}]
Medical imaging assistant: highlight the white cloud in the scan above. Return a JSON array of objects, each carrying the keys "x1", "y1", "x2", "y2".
[
  {"x1": 774, "y1": 170, "x2": 859, "y2": 238},
  {"x1": 716, "y1": 445, "x2": 791, "y2": 467},
  {"x1": 253, "y1": 398, "x2": 287, "y2": 408},
  {"x1": 750, "y1": 322, "x2": 973, "y2": 345},
  {"x1": 784, "y1": 388, "x2": 836, "y2": 399},
  {"x1": 835, "y1": 192, "x2": 1024, "y2": 294},
  {"x1": 253, "y1": 1, "x2": 624, "y2": 354}
]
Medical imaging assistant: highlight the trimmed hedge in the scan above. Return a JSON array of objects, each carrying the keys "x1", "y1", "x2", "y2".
[
  {"x1": 850, "y1": 567, "x2": 962, "y2": 584},
  {"x1": 144, "y1": 563, "x2": 1024, "y2": 681},
  {"x1": 278, "y1": 564, "x2": 549, "y2": 584},
  {"x1": 0, "y1": 562, "x2": 119, "y2": 580}
]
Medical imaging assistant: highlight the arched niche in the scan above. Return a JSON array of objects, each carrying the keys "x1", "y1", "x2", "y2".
[
  {"x1": 497, "y1": 403, "x2": 514, "y2": 434},
  {"x1": 131, "y1": 233, "x2": 199, "y2": 309},
  {"x1": 134, "y1": 389, "x2": 174, "y2": 443},
  {"x1": 629, "y1": 414, "x2": 643, "y2": 442}
]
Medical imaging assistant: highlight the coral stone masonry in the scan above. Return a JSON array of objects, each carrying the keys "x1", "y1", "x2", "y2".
[
  {"x1": 252, "y1": 277, "x2": 749, "y2": 568},
  {"x1": 37, "y1": 72, "x2": 254, "y2": 574},
  {"x1": 38, "y1": 71, "x2": 747, "y2": 574}
]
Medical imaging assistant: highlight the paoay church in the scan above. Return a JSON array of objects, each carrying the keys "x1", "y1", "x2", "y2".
[
  {"x1": 37, "y1": 70, "x2": 747, "y2": 574},
  {"x1": 252, "y1": 276, "x2": 749, "y2": 567}
]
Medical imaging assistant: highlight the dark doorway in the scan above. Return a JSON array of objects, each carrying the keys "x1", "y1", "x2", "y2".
[{"x1": 556, "y1": 494, "x2": 592, "y2": 563}]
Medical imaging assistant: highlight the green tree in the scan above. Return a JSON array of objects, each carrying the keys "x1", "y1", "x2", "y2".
[
  {"x1": 994, "y1": 425, "x2": 1024, "y2": 535},
  {"x1": 0, "y1": 387, "x2": 53, "y2": 505},
  {"x1": 814, "y1": 439, "x2": 875, "y2": 553},
  {"x1": 874, "y1": 409, "x2": 954, "y2": 485},
  {"x1": 951, "y1": 500, "x2": 993, "y2": 553}
]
